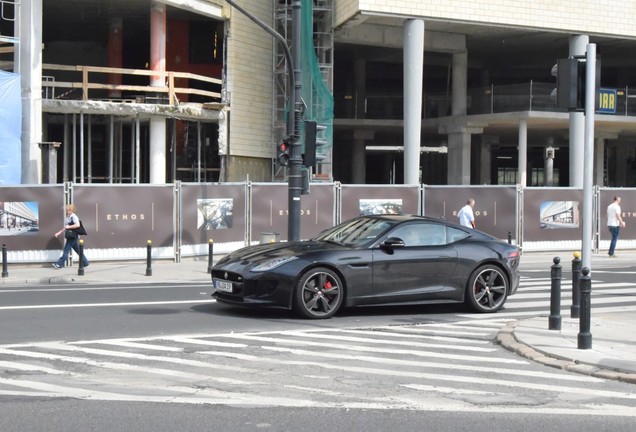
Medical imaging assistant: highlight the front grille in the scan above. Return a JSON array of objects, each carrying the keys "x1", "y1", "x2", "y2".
[{"x1": 211, "y1": 270, "x2": 244, "y2": 283}]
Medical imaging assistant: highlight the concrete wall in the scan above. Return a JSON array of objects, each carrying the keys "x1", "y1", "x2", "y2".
[
  {"x1": 226, "y1": 0, "x2": 274, "y2": 171},
  {"x1": 335, "y1": 0, "x2": 636, "y2": 37}
]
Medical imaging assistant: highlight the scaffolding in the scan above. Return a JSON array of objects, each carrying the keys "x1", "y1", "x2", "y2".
[{"x1": 273, "y1": 0, "x2": 334, "y2": 180}]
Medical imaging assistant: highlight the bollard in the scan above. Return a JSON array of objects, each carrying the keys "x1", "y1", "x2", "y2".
[
  {"x1": 548, "y1": 256, "x2": 562, "y2": 330},
  {"x1": 508, "y1": 231, "x2": 512, "y2": 245},
  {"x1": 571, "y1": 251, "x2": 582, "y2": 318},
  {"x1": 207, "y1": 239, "x2": 214, "y2": 274},
  {"x1": 578, "y1": 267, "x2": 592, "y2": 349},
  {"x1": 1, "y1": 243, "x2": 8, "y2": 278},
  {"x1": 146, "y1": 240, "x2": 152, "y2": 276},
  {"x1": 78, "y1": 239, "x2": 85, "y2": 276}
]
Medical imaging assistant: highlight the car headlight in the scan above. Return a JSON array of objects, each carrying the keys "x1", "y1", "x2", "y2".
[{"x1": 252, "y1": 256, "x2": 298, "y2": 272}]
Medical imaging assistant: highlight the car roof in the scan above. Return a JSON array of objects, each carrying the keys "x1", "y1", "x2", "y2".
[{"x1": 363, "y1": 214, "x2": 446, "y2": 224}]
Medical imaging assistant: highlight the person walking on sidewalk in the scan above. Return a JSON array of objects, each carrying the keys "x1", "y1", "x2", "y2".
[
  {"x1": 53, "y1": 204, "x2": 89, "y2": 269},
  {"x1": 607, "y1": 195, "x2": 626, "y2": 257},
  {"x1": 457, "y1": 198, "x2": 476, "y2": 229}
]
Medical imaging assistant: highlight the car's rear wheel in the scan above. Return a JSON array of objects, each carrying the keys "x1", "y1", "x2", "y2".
[
  {"x1": 293, "y1": 267, "x2": 343, "y2": 319},
  {"x1": 466, "y1": 264, "x2": 508, "y2": 313}
]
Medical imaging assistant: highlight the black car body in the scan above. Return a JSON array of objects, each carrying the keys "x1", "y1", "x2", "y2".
[{"x1": 211, "y1": 215, "x2": 521, "y2": 319}]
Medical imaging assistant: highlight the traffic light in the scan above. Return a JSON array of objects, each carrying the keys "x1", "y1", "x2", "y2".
[
  {"x1": 303, "y1": 121, "x2": 317, "y2": 168},
  {"x1": 552, "y1": 58, "x2": 580, "y2": 110},
  {"x1": 303, "y1": 120, "x2": 328, "y2": 168},
  {"x1": 551, "y1": 57, "x2": 601, "y2": 111},
  {"x1": 277, "y1": 139, "x2": 290, "y2": 167}
]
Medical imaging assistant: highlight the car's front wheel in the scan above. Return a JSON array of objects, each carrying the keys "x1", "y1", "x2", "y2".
[
  {"x1": 293, "y1": 267, "x2": 343, "y2": 319},
  {"x1": 466, "y1": 264, "x2": 508, "y2": 313}
]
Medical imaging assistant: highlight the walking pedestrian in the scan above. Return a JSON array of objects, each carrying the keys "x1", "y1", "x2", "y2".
[
  {"x1": 53, "y1": 204, "x2": 89, "y2": 268},
  {"x1": 607, "y1": 196, "x2": 625, "y2": 257},
  {"x1": 457, "y1": 198, "x2": 476, "y2": 229}
]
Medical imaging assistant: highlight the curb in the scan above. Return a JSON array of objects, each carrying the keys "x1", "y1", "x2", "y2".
[{"x1": 496, "y1": 321, "x2": 636, "y2": 385}]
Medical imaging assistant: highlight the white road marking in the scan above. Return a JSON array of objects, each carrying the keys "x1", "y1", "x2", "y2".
[{"x1": 0, "y1": 299, "x2": 216, "y2": 311}]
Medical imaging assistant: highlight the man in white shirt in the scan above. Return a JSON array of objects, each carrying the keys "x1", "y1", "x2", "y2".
[
  {"x1": 457, "y1": 198, "x2": 476, "y2": 229},
  {"x1": 607, "y1": 196, "x2": 626, "y2": 257}
]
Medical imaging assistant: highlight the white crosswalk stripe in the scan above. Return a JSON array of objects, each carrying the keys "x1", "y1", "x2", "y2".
[{"x1": 1, "y1": 313, "x2": 636, "y2": 416}]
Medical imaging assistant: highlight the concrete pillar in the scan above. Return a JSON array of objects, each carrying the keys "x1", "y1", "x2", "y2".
[
  {"x1": 354, "y1": 58, "x2": 366, "y2": 119},
  {"x1": 149, "y1": 1, "x2": 167, "y2": 183},
  {"x1": 615, "y1": 145, "x2": 628, "y2": 185},
  {"x1": 569, "y1": 35, "x2": 588, "y2": 188},
  {"x1": 18, "y1": 0, "x2": 43, "y2": 184},
  {"x1": 447, "y1": 131, "x2": 471, "y2": 185},
  {"x1": 403, "y1": 19, "x2": 424, "y2": 185},
  {"x1": 108, "y1": 17, "x2": 123, "y2": 98},
  {"x1": 452, "y1": 52, "x2": 468, "y2": 116},
  {"x1": 352, "y1": 129, "x2": 374, "y2": 184},
  {"x1": 39, "y1": 142, "x2": 60, "y2": 184},
  {"x1": 518, "y1": 119, "x2": 528, "y2": 187},
  {"x1": 544, "y1": 143, "x2": 555, "y2": 186},
  {"x1": 479, "y1": 136, "x2": 495, "y2": 185},
  {"x1": 594, "y1": 137, "x2": 605, "y2": 186}
]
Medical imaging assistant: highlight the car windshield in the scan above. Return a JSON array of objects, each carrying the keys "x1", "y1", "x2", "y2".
[{"x1": 315, "y1": 217, "x2": 396, "y2": 247}]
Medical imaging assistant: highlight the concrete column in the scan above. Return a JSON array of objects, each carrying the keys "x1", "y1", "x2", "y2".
[
  {"x1": 447, "y1": 132, "x2": 471, "y2": 185},
  {"x1": 544, "y1": 145, "x2": 555, "y2": 186},
  {"x1": 594, "y1": 137, "x2": 605, "y2": 186},
  {"x1": 479, "y1": 136, "x2": 495, "y2": 185},
  {"x1": 351, "y1": 140, "x2": 366, "y2": 184},
  {"x1": 569, "y1": 35, "x2": 588, "y2": 188},
  {"x1": 452, "y1": 52, "x2": 468, "y2": 116},
  {"x1": 150, "y1": 2, "x2": 167, "y2": 87},
  {"x1": 354, "y1": 58, "x2": 366, "y2": 119},
  {"x1": 352, "y1": 129, "x2": 374, "y2": 184},
  {"x1": 18, "y1": 0, "x2": 43, "y2": 184},
  {"x1": 518, "y1": 119, "x2": 528, "y2": 187},
  {"x1": 352, "y1": 59, "x2": 367, "y2": 184},
  {"x1": 108, "y1": 17, "x2": 123, "y2": 98},
  {"x1": 403, "y1": 19, "x2": 424, "y2": 185},
  {"x1": 149, "y1": 1, "x2": 167, "y2": 183}
]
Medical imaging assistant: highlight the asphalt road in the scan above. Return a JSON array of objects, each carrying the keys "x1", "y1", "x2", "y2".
[{"x1": 0, "y1": 265, "x2": 635, "y2": 431}]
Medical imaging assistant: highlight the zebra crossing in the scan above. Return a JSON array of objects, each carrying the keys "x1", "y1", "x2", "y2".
[
  {"x1": 1, "y1": 275, "x2": 635, "y2": 414},
  {"x1": 463, "y1": 275, "x2": 636, "y2": 319}
]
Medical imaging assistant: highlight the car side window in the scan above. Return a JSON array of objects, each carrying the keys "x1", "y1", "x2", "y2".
[
  {"x1": 446, "y1": 226, "x2": 469, "y2": 243},
  {"x1": 391, "y1": 223, "x2": 447, "y2": 247}
]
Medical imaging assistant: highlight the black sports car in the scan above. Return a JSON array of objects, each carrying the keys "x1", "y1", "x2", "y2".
[{"x1": 211, "y1": 215, "x2": 521, "y2": 319}]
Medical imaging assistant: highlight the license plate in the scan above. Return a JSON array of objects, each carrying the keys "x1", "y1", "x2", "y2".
[{"x1": 214, "y1": 279, "x2": 233, "y2": 293}]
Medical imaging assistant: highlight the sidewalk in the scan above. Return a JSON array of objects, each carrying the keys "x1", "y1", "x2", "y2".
[{"x1": 1, "y1": 251, "x2": 635, "y2": 384}]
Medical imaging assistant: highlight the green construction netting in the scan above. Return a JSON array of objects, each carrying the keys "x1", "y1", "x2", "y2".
[{"x1": 300, "y1": 0, "x2": 333, "y2": 157}]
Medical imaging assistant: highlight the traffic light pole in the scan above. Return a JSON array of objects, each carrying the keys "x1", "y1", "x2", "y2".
[
  {"x1": 288, "y1": 0, "x2": 303, "y2": 241},
  {"x1": 582, "y1": 43, "x2": 596, "y2": 272},
  {"x1": 223, "y1": 0, "x2": 302, "y2": 241}
]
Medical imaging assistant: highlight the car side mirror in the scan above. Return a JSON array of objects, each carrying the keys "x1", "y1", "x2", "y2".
[{"x1": 380, "y1": 237, "x2": 405, "y2": 252}]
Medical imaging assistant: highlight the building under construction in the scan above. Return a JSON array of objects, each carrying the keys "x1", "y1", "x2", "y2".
[{"x1": 4, "y1": 0, "x2": 636, "y2": 188}]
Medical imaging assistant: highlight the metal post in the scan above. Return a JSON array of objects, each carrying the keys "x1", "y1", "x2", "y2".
[
  {"x1": 2, "y1": 243, "x2": 8, "y2": 278},
  {"x1": 549, "y1": 256, "x2": 562, "y2": 330},
  {"x1": 578, "y1": 267, "x2": 592, "y2": 349},
  {"x1": 581, "y1": 43, "x2": 596, "y2": 271},
  {"x1": 571, "y1": 251, "x2": 582, "y2": 318},
  {"x1": 508, "y1": 231, "x2": 512, "y2": 245},
  {"x1": 78, "y1": 239, "x2": 85, "y2": 276},
  {"x1": 146, "y1": 240, "x2": 152, "y2": 276},
  {"x1": 207, "y1": 239, "x2": 214, "y2": 274}
]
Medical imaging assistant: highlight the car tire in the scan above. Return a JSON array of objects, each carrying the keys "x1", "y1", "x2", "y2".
[
  {"x1": 293, "y1": 267, "x2": 344, "y2": 319},
  {"x1": 466, "y1": 264, "x2": 508, "y2": 313}
]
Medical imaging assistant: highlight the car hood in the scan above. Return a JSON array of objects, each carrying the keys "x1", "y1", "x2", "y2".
[{"x1": 216, "y1": 240, "x2": 345, "y2": 266}]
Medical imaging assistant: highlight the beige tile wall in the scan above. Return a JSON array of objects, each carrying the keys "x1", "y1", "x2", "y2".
[
  {"x1": 226, "y1": 0, "x2": 274, "y2": 160},
  {"x1": 336, "y1": 0, "x2": 636, "y2": 37}
]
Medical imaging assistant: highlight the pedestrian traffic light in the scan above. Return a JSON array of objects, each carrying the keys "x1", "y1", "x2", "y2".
[{"x1": 277, "y1": 139, "x2": 290, "y2": 167}]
